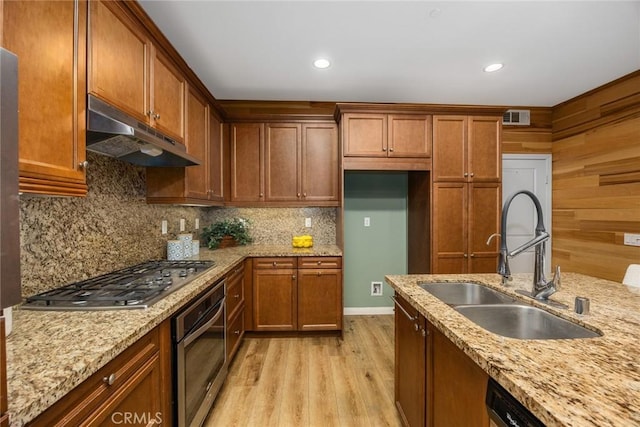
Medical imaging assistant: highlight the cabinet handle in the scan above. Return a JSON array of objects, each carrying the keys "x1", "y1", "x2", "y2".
[
  {"x1": 78, "y1": 160, "x2": 89, "y2": 169},
  {"x1": 390, "y1": 295, "x2": 416, "y2": 322},
  {"x1": 272, "y1": 261, "x2": 277, "y2": 267},
  {"x1": 103, "y1": 373, "x2": 116, "y2": 386}
]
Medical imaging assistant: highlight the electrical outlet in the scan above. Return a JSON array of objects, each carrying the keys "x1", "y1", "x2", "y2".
[
  {"x1": 624, "y1": 233, "x2": 640, "y2": 247},
  {"x1": 195, "y1": 218, "x2": 200, "y2": 230},
  {"x1": 364, "y1": 217, "x2": 371, "y2": 227},
  {"x1": 305, "y1": 217, "x2": 312, "y2": 228},
  {"x1": 371, "y1": 281, "x2": 383, "y2": 296},
  {"x1": 161, "y1": 220, "x2": 168, "y2": 235},
  {"x1": 179, "y1": 218, "x2": 186, "y2": 232}
]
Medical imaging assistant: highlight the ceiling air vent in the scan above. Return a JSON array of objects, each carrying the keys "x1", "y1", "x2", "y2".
[{"x1": 503, "y1": 109, "x2": 531, "y2": 126}]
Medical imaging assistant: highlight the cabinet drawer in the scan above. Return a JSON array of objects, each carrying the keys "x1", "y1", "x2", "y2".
[
  {"x1": 297, "y1": 256, "x2": 342, "y2": 269},
  {"x1": 226, "y1": 264, "x2": 245, "y2": 321},
  {"x1": 253, "y1": 257, "x2": 296, "y2": 269},
  {"x1": 226, "y1": 306, "x2": 245, "y2": 361}
]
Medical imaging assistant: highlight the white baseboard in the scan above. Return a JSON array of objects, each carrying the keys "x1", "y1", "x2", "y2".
[{"x1": 344, "y1": 307, "x2": 394, "y2": 315}]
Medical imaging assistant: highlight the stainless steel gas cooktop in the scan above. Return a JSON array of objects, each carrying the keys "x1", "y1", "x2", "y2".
[{"x1": 23, "y1": 260, "x2": 215, "y2": 311}]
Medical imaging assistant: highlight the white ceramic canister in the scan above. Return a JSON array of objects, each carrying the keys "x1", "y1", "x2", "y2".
[
  {"x1": 178, "y1": 233, "x2": 193, "y2": 258},
  {"x1": 167, "y1": 239, "x2": 184, "y2": 260}
]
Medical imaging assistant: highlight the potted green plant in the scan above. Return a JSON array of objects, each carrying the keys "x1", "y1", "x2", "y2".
[{"x1": 201, "y1": 218, "x2": 253, "y2": 249}]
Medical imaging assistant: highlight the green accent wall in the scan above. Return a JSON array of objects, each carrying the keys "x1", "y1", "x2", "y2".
[{"x1": 344, "y1": 172, "x2": 408, "y2": 308}]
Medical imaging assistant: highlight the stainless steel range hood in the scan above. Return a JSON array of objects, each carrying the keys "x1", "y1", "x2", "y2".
[{"x1": 87, "y1": 95, "x2": 200, "y2": 167}]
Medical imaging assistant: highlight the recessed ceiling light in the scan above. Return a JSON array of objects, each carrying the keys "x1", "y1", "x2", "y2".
[
  {"x1": 483, "y1": 63, "x2": 504, "y2": 73},
  {"x1": 313, "y1": 58, "x2": 331, "y2": 69}
]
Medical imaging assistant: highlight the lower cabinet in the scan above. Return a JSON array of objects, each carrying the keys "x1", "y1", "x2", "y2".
[
  {"x1": 225, "y1": 262, "x2": 246, "y2": 361},
  {"x1": 28, "y1": 320, "x2": 172, "y2": 427},
  {"x1": 393, "y1": 293, "x2": 489, "y2": 427},
  {"x1": 250, "y1": 257, "x2": 342, "y2": 332}
]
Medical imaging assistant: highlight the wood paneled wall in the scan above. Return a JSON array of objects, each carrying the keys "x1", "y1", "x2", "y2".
[
  {"x1": 551, "y1": 71, "x2": 640, "y2": 282},
  {"x1": 502, "y1": 107, "x2": 553, "y2": 154}
]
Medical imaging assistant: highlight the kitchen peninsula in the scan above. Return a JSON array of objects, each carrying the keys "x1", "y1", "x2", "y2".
[{"x1": 386, "y1": 272, "x2": 640, "y2": 426}]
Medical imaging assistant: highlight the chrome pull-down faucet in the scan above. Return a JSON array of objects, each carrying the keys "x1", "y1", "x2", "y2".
[{"x1": 491, "y1": 190, "x2": 560, "y2": 300}]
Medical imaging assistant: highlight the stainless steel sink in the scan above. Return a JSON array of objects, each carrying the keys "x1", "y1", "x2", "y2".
[
  {"x1": 454, "y1": 304, "x2": 602, "y2": 340},
  {"x1": 419, "y1": 282, "x2": 517, "y2": 306}
]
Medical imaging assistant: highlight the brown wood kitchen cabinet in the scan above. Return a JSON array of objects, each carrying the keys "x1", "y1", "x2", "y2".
[
  {"x1": 146, "y1": 86, "x2": 224, "y2": 205},
  {"x1": 250, "y1": 257, "x2": 343, "y2": 332},
  {"x1": 431, "y1": 114, "x2": 502, "y2": 274},
  {"x1": 339, "y1": 110, "x2": 432, "y2": 170},
  {"x1": 3, "y1": 0, "x2": 88, "y2": 196},
  {"x1": 89, "y1": 0, "x2": 186, "y2": 144},
  {"x1": 229, "y1": 122, "x2": 339, "y2": 206},
  {"x1": 28, "y1": 321, "x2": 172, "y2": 427},
  {"x1": 393, "y1": 294, "x2": 427, "y2": 427},
  {"x1": 225, "y1": 262, "x2": 246, "y2": 361},
  {"x1": 393, "y1": 293, "x2": 490, "y2": 427}
]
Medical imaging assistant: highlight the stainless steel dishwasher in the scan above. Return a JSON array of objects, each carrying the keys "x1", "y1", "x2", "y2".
[{"x1": 486, "y1": 378, "x2": 545, "y2": 427}]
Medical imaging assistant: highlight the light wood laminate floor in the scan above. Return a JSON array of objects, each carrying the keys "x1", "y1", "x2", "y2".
[{"x1": 205, "y1": 315, "x2": 401, "y2": 427}]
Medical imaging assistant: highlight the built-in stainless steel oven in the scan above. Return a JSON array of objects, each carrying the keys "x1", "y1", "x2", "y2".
[{"x1": 173, "y1": 279, "x2": 226, "y2": 427}]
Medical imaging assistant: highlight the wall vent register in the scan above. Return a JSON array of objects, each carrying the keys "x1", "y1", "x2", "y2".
[{"x1": 23, "y1": 260, "x2": 215, "y2": 310}]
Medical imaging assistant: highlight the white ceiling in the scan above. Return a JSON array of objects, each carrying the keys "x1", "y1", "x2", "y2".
[{"x1": 138, "y1": 1, "x2": 640, "y2": 107}]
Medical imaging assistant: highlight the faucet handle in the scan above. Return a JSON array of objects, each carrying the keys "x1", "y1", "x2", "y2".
[
  {"x1": 551, "y1": 265, "x2": 561, "y2": 290},
  {"x1": 486, "y1": 233, "x2": 501, "y2": 246}
]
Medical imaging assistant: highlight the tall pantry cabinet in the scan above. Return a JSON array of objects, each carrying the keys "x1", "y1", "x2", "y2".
[{"x1": 431, "y1": 115, "x2": 502, "y2": 274}]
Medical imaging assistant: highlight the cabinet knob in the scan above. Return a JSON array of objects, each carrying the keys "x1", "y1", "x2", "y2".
[
  {"x1": 103, "y1": 373, "x2": 116, "y2": 386},
  {"x1": 470, "y1": 172, "x2": 474, "y2": 177},
  {"x1": 272, "y1": 261, "x2": 277, "y2": 267},
  {"x1": 146, "y1": 110, "x2": 155, "y2": 117},
  {"x1": 317, "y1": 272, "x2": 322, "y2": 276},
  {"x1": 297, "y1": 193, "x2": 301, "y2": 198},
  {"x1": 234, "y1": 293, "x2": 240, "y2": 299},
  {"x1": 259, "y1": 193, "x2": 264, "y2": 198},
  {"x1": 292, "y1": 275, "x2": 296, "y2": 280},
  {"x1": 464, "y1": 254, "x2": 468, "y2": 258},
  {"x1": 389, "y1": 148, "x2": 394, "y2": 152},
  {"x1": 421, "y1": 328, "x2": 426, "y2": 337},
  {"x1": 317, "y1": 261, "x2": 322, "y2": 265},
  {"x1": 303, "y1": 193, "x2": 307, "y2": 197},
  {"x1": 464, "y1": 172, "x2": 469, "y2": 177},
  {"x1": 382, "y1": 147, "x2": 387, "y2": 152},
  {"x1": 78, "y1": 160, "x2": 89, "y2": 169},
  {"x1": 234, "y1": 330, "x2": 240, "y2": 335},
  {"x1": 154, "y1": 113, "x2": 161, "y2": 120},
  {"x1": 414, "y1": 323, "x2": 419, "y2": 332},
  {"x1": 470, "y1": 254, "x2": 475, "y2": 258}
]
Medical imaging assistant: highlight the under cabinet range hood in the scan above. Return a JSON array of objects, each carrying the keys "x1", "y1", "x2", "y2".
[{"x1": 86, "y1": 95, "x2": 200, "y2": 167}]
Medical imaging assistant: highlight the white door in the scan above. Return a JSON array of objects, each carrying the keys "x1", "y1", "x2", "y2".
[{"x1": 502, "y1": 154, "x2": 552, "y2": 275}]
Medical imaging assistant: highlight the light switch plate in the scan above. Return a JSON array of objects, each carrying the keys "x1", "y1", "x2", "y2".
[
  {"x1": 179, "y1": 218, "x2": 186, "y2": 232},
  {"x1": 195, "y1": 218, "x2": 200, "y2": 230},
  {"x1": 161, "y1": 220, "x2": 168, "y2": 235},
  {"x1": 624, "y1": 233, "x2": 640, "y2": 247},
  {"x1": 305, "y1": 217, "x2": 312, "y2": 228}
]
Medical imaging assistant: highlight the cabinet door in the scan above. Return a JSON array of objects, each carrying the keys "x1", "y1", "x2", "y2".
[
  {"x1": 297, "y1": 269, "x2": 342, "y2": 331},
  {"x1": 432, "y1": 116, "x2": 467, "y2": 182},
  {"x1": 432, "y1": 183, "x2": 468, "y2": 274},
  {"x1": 343, "y1": 113, "x2": 387, "y2": 157},
  {"x1": 394, "y1": 295, "x2": 426, "y2": 427},
  {"x1": 302, "y1": 123, "x2": 339, "y2": 202},
  {"x1": 253, "y1": 269, "x2": 297, "y2": 331},
  {"x1": 468, "y1": 116, "x2": 501, "y2": 182},
  {"x1": 230, "y1": 123, "x2": 264, "y2": 202},
  {"x1": 5, "y1": 0, "x2": 88, "y2": 196},
  {"x1": 209, "y1": 112, "x2": 224, "y2": 201},
  {"x1": 265, "y1": 123, "x2": 301, "y2": 202},
  {"x1": 184, "y1": 87, "x2": 209, "y2": 200},
  {"x1": 151, "y1": 47, "x2": 186, "y2": 143},
  {"x1": 89, "y1": 0, "x2": 149, "y2": 123},
  {"x1": 388, "y1": 115, "x2": 432, "y2": 158},
  {"x1": 431, "y1": 327, "x2": 489, "y2": 427},
  {"x1": 469, "y1": 183, "x2": 501, "y2": 273}
]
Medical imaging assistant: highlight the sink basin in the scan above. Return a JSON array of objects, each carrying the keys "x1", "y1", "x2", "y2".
[
  {"x1": 419, "y1": 282, "x2": 517, "y2": 306},
  {"x1": 454, "y1": 304, "x2": 602, "y2": 340}
]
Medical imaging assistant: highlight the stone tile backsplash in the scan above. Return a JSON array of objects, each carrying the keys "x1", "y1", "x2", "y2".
[{"x1": 19, "y1": 153, "x2": 336, "y2": 298}]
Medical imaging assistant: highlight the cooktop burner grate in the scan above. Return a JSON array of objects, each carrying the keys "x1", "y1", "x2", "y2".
[{"x1": 23, "y1": 260, "x2": 215, "y2": 310}]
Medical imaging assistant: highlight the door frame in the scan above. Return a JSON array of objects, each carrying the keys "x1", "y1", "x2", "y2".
[{"x1": 502, "y1": 153, "x2": 553, "y2": 273}]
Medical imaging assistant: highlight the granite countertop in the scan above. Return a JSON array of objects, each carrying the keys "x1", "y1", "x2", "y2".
[
  {"x1": 6, "y1": 244, "x2": 341, "y2": 426},
  {"x1": 385, "y1": 272, "x2": 640, "y2": 427}
]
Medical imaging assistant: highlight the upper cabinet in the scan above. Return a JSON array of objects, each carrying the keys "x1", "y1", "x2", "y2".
[
  {"x1": 146, "y1": 86, "x2": 224, "y2": 206},
  {"x1": 229, "y1": 122, "x2": 339, "y2": 206},
  {"x1": 88, "y1": 0, "x2": 185, "y2": 144},
  {"x1": 3, "y1": 0, "x2": 88, "y2": 196},
  {"x1": 432, "y1": 116, "x2": 501, "y2": 182},
  {"x1": 336, "y1": 105, "x2": 432, "y2": 170}
]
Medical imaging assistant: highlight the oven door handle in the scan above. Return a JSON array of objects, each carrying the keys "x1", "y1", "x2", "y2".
[{"x1": 182, "y1": 297, "x2": 225, "y2": 348}]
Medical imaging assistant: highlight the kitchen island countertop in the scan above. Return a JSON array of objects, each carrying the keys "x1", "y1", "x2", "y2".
[
  {"x1": 386, "y1": 272, "x2": 640, "y2": 427},
  {"x1": 6, "y1": 244, "x2": 341, "y2": 426}
]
